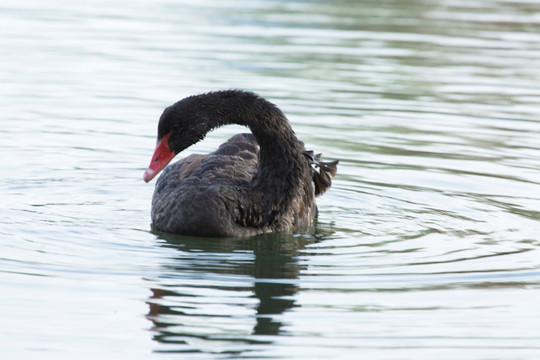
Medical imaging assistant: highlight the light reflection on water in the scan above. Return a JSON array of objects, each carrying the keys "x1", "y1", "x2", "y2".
[{"x1": 2, "y1": 0, "x2": 540, "y2": 359}]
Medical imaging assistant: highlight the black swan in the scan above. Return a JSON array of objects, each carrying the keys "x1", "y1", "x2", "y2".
[{"x1": 143, "y1": 90, "x2": 338, "y2": 237}]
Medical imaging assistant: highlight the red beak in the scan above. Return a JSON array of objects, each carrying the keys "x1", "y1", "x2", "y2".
[{"x1": 143, "y1": 133, "x2": 175, "y2": 183}]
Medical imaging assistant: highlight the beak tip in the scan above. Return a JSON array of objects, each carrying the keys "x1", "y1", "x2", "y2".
[{"x1": 143, "y1": 168, "x2": 154, "y2": 183}]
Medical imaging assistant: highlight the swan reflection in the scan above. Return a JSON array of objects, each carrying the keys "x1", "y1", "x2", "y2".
[{"x1": 146, "y1": 232, "x2": 320, "y2": 354}]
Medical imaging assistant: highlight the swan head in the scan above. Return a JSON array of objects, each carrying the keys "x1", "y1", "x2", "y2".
[{"x1": 143, "y1": 94, "x2": 217, "y2": 182}]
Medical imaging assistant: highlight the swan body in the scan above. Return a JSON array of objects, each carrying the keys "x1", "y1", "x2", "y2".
[{"x1": 143, "y1": 90, "x2": 337, "y2": 237}]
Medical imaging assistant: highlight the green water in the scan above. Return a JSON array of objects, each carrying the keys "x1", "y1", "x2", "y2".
[{"x1": 2, "y1": 0, "x2": 540, "y2": 359}]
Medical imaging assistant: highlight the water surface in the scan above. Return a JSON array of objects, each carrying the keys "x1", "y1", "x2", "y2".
[{"x1": 2, "y1": 0, "x2": 540, "y2": 359}]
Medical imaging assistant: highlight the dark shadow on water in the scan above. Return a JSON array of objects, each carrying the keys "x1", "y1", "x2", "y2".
[{"x1": 146, "y1": 227, "x2": 333, "y2": 355}]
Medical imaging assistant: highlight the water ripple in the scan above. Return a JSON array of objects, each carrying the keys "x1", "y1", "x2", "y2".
[{"x1": 2, "y1": 0, "x2": 540, "y2": 359}]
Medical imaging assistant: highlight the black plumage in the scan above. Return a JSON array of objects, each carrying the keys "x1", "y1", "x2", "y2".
[{"x1": 145, "y1": 90, "x2": 338, "y2": 237}]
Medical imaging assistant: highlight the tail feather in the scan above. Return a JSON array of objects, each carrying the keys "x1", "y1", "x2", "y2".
[{"x1": 304, "y1": 151, "x2": 339, "y2": 196}]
